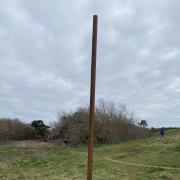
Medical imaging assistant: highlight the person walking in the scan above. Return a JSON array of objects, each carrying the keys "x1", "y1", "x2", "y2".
[{"x1": 160, "y1": 127, "x2": 165, "y2": 140}]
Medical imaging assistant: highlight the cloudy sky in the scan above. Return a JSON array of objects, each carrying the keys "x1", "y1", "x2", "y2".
[{"x1": 1, "y1": 0, "x2": 180, "y2": 127}]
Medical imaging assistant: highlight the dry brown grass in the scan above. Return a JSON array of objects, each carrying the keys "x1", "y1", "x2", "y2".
[{"x1": 0, "y1": 140, "x2": 66, "y2": 148}]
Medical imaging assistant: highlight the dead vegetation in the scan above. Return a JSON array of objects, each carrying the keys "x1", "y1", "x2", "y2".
[{"x1": 52, "y1": 99, "x2": 151, "y2": 145}]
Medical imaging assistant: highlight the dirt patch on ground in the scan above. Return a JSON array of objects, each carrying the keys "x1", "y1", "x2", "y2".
[{"x1": 106, "y1": 158, "x2": 180, "y2": 170}]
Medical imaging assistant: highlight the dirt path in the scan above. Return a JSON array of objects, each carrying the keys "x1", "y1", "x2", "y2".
[{"x1": 106, "y1": 158, "x2": 180, "y2": 170}]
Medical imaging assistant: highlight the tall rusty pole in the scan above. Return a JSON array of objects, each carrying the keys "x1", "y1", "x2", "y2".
[{"x1": 87, "y1": 15, "x2": 98, "y2": 180}]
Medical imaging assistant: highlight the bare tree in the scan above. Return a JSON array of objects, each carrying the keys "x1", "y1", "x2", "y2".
[{"x1": 52, "y1": 99, "x2": 151, "y2": 145}]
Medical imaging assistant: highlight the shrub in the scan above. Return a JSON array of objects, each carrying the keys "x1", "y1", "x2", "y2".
[
  {"x1": 31, "y1": 120, "x2": 50, "y2": 137},
  {"x1": 52, "y1": 100, "x2": 151, "y2": 145},
  {"x1": 0, "y1": 118, "x2": 37, "y2": 141}
]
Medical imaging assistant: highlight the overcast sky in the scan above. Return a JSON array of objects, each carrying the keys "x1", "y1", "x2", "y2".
[{"x1": 1, "y1": 0, "x2": 180, "y2": 127}]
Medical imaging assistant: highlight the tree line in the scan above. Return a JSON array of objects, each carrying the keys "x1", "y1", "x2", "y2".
[
  {"x1": 0, "y1": 100, "x2": 151, "y2": 145},
  {"x1": 0, "y1": 119, "x2": 49, "y2": 141}
]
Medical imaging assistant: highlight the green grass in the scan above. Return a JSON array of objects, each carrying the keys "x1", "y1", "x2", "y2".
[{"x1": 0, "y1": 129, "x2": 180, "y2": 179}]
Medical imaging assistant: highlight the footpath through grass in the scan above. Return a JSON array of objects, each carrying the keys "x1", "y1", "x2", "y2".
[{"x1": 0, "y1": 129, "x2": 180, "y2": 180}]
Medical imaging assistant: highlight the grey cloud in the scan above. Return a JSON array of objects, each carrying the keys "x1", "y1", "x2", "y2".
[{"x1": 0, "y1": 0, "x2": 180, "y2": 127}]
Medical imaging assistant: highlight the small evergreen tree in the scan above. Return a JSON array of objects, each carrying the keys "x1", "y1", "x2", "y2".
[
  {"x1": 31, "y1": 120, "x2": 50, "y2": 136},
  {"x1": 140, "y1": 120, "x2": 148, "y2": 127}
]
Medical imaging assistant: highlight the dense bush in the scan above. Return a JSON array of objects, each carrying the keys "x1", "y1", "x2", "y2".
[
  {"x1": 52, "y1": 100, "x2": 151, "y2": 145},
  {"x1": 0, "y1": 118, "x2": 37, "y2": 141}
]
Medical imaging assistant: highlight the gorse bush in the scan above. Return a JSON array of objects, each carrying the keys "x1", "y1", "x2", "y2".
[{"x1": 52, "y1": 100, "x2": 151, "y2": 145}]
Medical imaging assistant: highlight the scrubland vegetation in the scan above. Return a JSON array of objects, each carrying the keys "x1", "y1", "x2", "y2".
[
  {"x1": 0, "y1": 129, "x2": 180, "y2": 179},
  {"x1": 51, "y1": 100, "x2": 150, "y2": 145},
  {"x1": 0, "y1": 100, "x2": 179, "y2": 179},
  {"x1": 0, "y1": 118, "x2": 36, "y2": 141},
  {"x1": 0, "y1": 100, "x2": 151, "y2": 145}
]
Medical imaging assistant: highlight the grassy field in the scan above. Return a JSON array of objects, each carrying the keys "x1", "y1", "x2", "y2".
[{"x1": 0, "y1": 129, "x2": 180, "y2": 180}]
